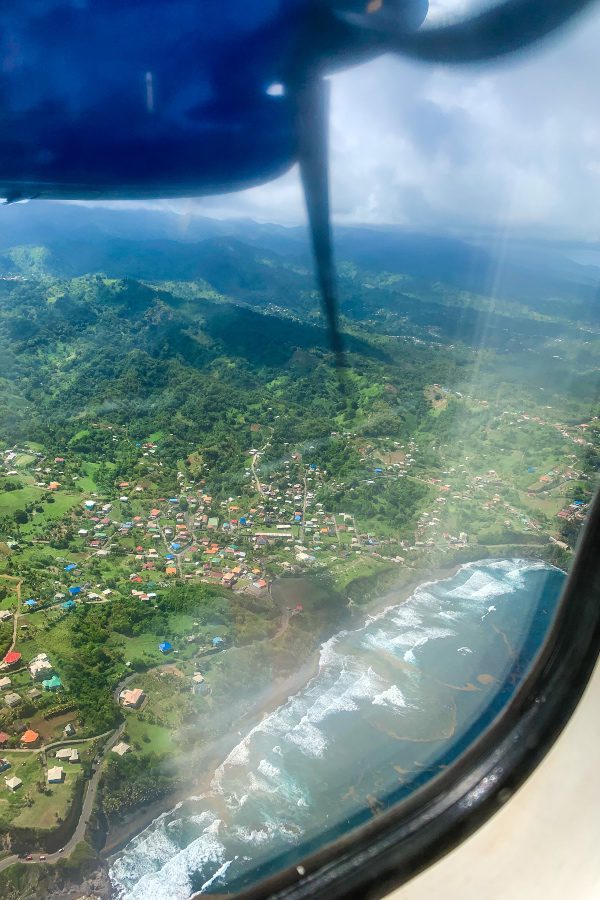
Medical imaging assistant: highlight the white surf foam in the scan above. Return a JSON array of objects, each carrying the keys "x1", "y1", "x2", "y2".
[
  {"x1": 284, "y1": 719, "x2": 328, "y2": 758},
  {"x1": 372, "y1": 684, "x2": 416, "y2": 711},
  {"x1": 198, "y1": 858, "x2": 235, "y2": 893},
  {"x1": 110, "y1": 815, "x2": 225, "y2": 900},
  {"x1": 446, "y1": 570, "x2": 510, "y2": 603},
  {"x1": 257, "y1": 759, "x2": 281, "y2": 780},
  {"x1": 235, "y1": 823, "x2": 278, "y2": 846}
]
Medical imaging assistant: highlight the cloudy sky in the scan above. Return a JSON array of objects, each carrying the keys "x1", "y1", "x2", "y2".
[{"x1": 149, "y1": 0, "x2": 600, "y2": 243}]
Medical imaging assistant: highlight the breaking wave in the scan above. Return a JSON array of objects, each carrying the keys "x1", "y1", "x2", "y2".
[{"x1": 110, "y1": 558, "x2": 563, "y2": 900}]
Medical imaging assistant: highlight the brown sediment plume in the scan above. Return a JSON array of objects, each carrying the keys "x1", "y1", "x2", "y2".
[
  {"x1": 493, "y1": 622, "x2": 516, "y2": 658},
  {"x1": 369, "y1": 699, "x2": 457, "y2": 744},
  {"x1": 477, "y1": 673, "x2": 497, "y2": 685},
  {"x1": 437, "y1": 680, "x2": 481, "y2": 692}
]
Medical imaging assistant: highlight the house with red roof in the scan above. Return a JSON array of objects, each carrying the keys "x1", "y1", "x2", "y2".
[
  {"x1": 21, "y1": 729, "x2": 40, "y2": 745},
  {"x1": 3, "y1": 651, "x2": 21, "y2": 667}
]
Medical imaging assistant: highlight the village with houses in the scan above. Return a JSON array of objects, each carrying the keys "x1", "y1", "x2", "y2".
[{"x1": 0, "y1": 379, "x2": 596, "y2": 858}]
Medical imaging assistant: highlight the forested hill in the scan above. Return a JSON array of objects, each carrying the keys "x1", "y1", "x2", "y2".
[
  {"x1": 0, "y1": 205, "x2": 598, "y2": 505},
  {"x1": 0, "y1": 268, "x2": 461, "y2": 499}
]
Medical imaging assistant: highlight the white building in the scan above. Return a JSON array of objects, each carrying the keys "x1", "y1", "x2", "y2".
[
  {"x1": 56, "y1": 747, "x2": 79, "y2": 762},
  {"x1": 29, "y1": 654, "x2": 53, "y2": 681},
  {"x1": 112, "y1": 742, "x2": 131, "y2": 757}
]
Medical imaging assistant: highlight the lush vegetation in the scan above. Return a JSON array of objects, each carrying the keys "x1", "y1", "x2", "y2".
[{"x1": 0, "y1": 214, "x2": 597, "y2": 876}]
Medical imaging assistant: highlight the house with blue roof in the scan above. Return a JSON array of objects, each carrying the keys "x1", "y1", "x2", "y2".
[
  {"x1": 42, "y1": 675, "x2": 62, "y2": 691},
  {"x1": 24, "y1": 599, "x2": 38, "y2": 609},
  {"x1": 68, "y1": 586, "x2": 82, "y2": 596},
  {"x1": 212, "y1": 636, "x2": 225, "y2": 647},
  {"x1": 170, "y1": 542, "x2": 181, "y2": 551},
  {"x1": 62, "y1": 599, "x2": 77, "y2": 610},
  {"x1": 159, "y1": 641, "x2": 172, "y2": 653},
  {"x1": 64, "y1": 563, "x2": 77, "y2": 573}
]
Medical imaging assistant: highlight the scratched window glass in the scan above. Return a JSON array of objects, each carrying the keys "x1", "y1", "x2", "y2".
[{"x1": 0, "y1": 1, "x2": 598, "y2": 898}]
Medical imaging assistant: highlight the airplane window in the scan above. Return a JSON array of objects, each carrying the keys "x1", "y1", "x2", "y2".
[{"x1": 0, "y1": 2, "x2": 598, "y2": 900}]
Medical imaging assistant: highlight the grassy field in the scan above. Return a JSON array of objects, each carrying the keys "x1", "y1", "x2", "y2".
[
  {"x1": 0, "y1": 486, "x2": 42, "y2": 516},
  {"x1": 327, "y1": 553, "x2": 396, "y2": 592},
  {"x1": 21, "y1": 493, "x2": 81, "y2": 533},
  {"x1": 124, "y1": 670, "x2": 191, "y2": 731},
  {"x1": 115, "y1": 613, "x2": 209, "y2": 667},
  {"x1": 0, "y1": 751, "x2": 82, "y2": 830},
  {"x1": 15, "y1": 612, "x2": 72, "y2": 663},
  {"x1": 123, "y1": 716, "x2": 174, "y2": 755},
  {"x1": 75, "y1": 462, "x2": 103, "y2": 493}
]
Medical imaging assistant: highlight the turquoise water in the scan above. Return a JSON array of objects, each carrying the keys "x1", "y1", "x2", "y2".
[{"x1": 109, "y1": 558, "x2": 564, "y2": 899}]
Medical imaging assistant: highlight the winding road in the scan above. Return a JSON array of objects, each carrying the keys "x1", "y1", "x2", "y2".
[
  {"x1": 0, "y1": 576, "x2": 23, "y2": 654},
  {"x1": 0, "y1": 723, "x2": 125, "y2": 873}
]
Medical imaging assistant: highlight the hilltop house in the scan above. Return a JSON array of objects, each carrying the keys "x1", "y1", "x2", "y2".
[
  {"x1": 0, "y1": 610, "x2": 12, "y2": 622},
  {"x1": 2, "y1": 651, "x2": 21, "y2": 668},
  {"x1": 4, "y1": 692, "x2": 20, "y2": 708},
  {"x1": 56, "y1": 747, "x2": 79, "y2": 762},
  {"x1": 47, "y1": 766, "x2": 64, "y2": 784},
  {"x1": 5, "y1": 776, "x2": 22, "y2": 791},
  {"x1": 0, "y1": 677, "x2": 11, "y2": 690},
  {"x1": 112, "y1": 741, "x2": 131, "y2": 756},
  {"x1": 29, "y1": 653, "x2": 53, "y2": 681},
  {"x1": 42, "y1": 675, "x2": 62, "y2": 691},
  {"x1": 120, "y1": 688, "x2": 146, "y2": 709},
  {"x1": 21, "y1": 729, "x2": 40, "y2": 746}
]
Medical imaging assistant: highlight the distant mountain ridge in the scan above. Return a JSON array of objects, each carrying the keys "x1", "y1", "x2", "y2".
[{"x1": 0, "y1": 202, "x2": 598, "y2": 324}]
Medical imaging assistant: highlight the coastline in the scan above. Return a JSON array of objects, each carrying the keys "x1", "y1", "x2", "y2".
[
  {"x1": 100, "y1": 560, "x2": 466, "y2": 864},
  {"x1": 359, "y1": 561, "x2": 463, "y2": 619},
  {"x1": 102, "y1": 651, "x2": 321, "y2": 860}
]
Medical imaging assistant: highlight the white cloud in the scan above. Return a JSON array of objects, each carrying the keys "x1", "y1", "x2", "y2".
[{"x1": 79, "y1": 3, "x2": 600, "y2": 241}]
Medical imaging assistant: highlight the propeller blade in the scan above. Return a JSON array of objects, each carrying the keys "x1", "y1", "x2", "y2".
[
  {"x1": 297, "y1": 75, "x2": 344, "y2": 364},
  {"x1": 337, "y1": 0, "x2": 596, "y2": 64}
]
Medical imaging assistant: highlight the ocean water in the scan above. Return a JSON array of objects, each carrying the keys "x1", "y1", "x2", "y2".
[{"x1": 109, "y1": 558, "x2": 565, "y2": 899}]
